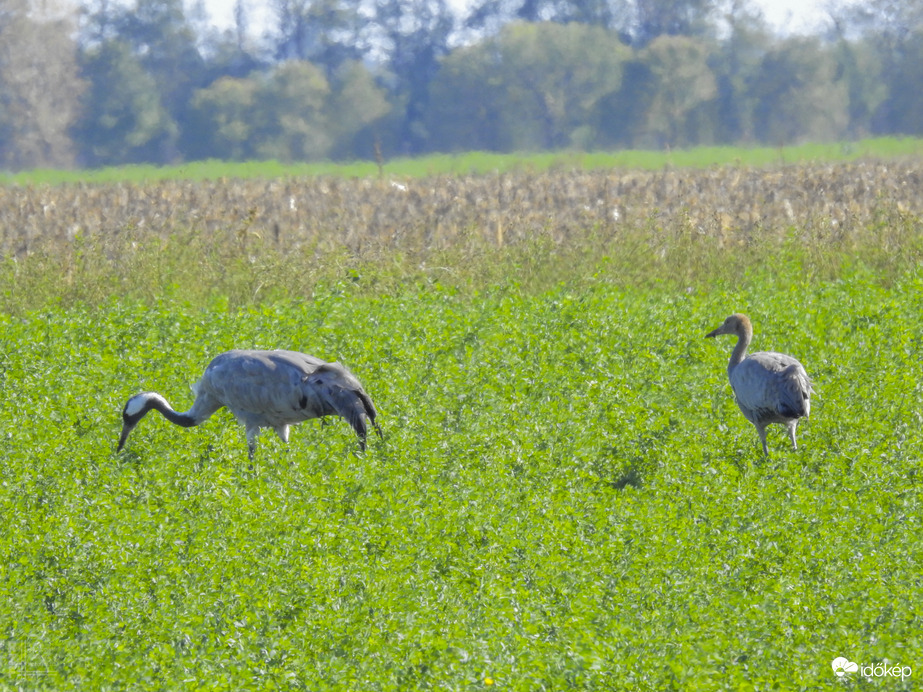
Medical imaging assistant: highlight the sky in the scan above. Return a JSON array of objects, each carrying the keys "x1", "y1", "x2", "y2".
[
  {"x1": 753, "y1": 0, "x2": 830, "y2": 33},
  {"x1": 199, "y1": 0, "x2": 831, "y2": 37}
]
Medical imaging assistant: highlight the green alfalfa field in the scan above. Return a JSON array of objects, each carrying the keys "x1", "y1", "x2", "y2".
[{"x1": 1, "y1": 149, "x2": 922, "y2": 689}]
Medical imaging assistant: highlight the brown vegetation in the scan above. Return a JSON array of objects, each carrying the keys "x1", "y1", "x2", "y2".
[
  {"x1": 1, "y1": 161, "x2": 920, "y2": 257},
  {"x1": 0, "y1": 160, "x2": 920, "y2": 312}
]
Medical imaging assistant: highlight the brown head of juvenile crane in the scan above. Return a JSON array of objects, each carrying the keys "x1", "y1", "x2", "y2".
[{"x1": 706, "y1": 314, "x2": 812, "y2": 456}]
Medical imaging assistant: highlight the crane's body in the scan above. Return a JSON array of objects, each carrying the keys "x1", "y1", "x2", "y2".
[
  {"x1": 118, "y1": 350, "x2": 381, "y2": 459},
  {"x1": 706, "y1": 314, "x2": 811, "y2": 456}
]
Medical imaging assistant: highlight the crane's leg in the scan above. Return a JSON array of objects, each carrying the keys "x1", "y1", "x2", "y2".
[
  {"x1": 755, "y1": 424, "x2": 769, "y2": 456},
  {"x1": 245, "y1": 426, "x2": 260, "y2": 462},
  {"x1": 273, "y1": 424, "x2": 290, "y2": 444}
]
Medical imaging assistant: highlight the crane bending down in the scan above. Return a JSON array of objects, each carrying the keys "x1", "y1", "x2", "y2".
[
  {"x1": 118, "y1": 350, "x2": 382, "y2": 460},
  {"x1": 706, "y1": 314, "x2": 812, "y2": 456}
]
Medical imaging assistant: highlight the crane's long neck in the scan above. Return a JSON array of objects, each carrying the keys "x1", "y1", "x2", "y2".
[
  {"x1": 118, "y1": 391, "x2": 202, "y2": 453},
  {"x1": 728, "y1": 329, "x2": 751, "y2": 373},
  {"x1": 148, "y1": 394, "x2": 199, "y2": 427},
  {"x1": 129, "y1": 392, "x2": 199, "y2": 428}
]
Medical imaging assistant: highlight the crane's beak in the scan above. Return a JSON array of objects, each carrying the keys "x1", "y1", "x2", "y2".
[{"x1": 117, "y1": 422, "x2": 135, "y2": 452}]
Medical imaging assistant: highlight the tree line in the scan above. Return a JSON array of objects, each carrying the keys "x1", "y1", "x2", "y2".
[{"x1": 0, "y1": 0, "x2": 921, "y2": 171}]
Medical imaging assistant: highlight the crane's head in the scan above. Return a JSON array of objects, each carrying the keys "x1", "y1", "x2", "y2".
[
  {"x1": 706, "y1": 313, "x2": 751, "y2": 339},
  {"x1": 117, "y1": 392, "x2": 162, "y2": 452}
]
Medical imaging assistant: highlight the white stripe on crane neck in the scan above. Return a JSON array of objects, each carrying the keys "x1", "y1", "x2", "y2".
[{"x1": 125, "y1": 392, "x2": 168, "y2": 417}]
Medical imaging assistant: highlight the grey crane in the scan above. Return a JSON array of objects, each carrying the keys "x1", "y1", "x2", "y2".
[
  {"x1": 117, "y1": 349, "x2": 381, "y2": 460},
  {"x1": 706, "y1": 314, "x2": 812, "y2": 456}
]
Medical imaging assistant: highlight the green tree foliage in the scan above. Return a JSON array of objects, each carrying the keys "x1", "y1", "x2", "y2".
[
  {"x1": 635, "y1": 35, "x2": 717, "y2": 147},
  {"x1": 186, "y1": 76, "x2": 259, "y2": 160},
  {"x1": 632, "y1": 0, "x2": 718, "y2": 46},
  {"x1": 0, "y1": 0, "x2": 84, "y2": 170},
  {"x1": 269, "y1": 0, "x2": 366, "y2": 72},
  {"x1": 879, "y1": 30, "x2": 923, "y2": 135},
  {"x1": 124, "y1": 0, "x2": 207, "y2": 159},
  {"x1": 593, "y1": 58, "x2": 656, "y2": 148},
  {"x1": 73, "y1": 41, "x2": 176, "y2": 166},
  {"x1": 186, "y1": 59, "x2": 388, "y2": 161},
  {"x1": 373, "y1": 0, "x2": 456, "y2": 154},
  {"x1": 833, "y1": 0, "x2": 923, "y2": 135},
  {"x1": 425, "y1": 40, "x2": 508, "y2": 151},
  {"x1": 709, "y1": 2, "x2": 773, "y2": 143},
  {"x1": 116, "y1": 0, "x2": 206, "y2": 108},
  {"x1": 31, "y1": 0, "x2": 923, "y2": 167},
  {"x1": 74, "y1": 0, "x2": 205, "y2": 163},
  {"x1": 465, "y1": 0, "x2": 627, "y2": 31},
  {"x1": 325, "y1": 61, "x2": 392, "y2": 159},
  {"x1": 255, "y1": 60, "x2": 332, "y2": 160},
  {"x1": 428, "y1": 22, "x2": 631, "y2": 151},
  {"x1": 750, "y1": 37, "x2": 849, "y2": 144},
  {"x1": 829, "y1": 34, "x2": 886, "y2": 138}
]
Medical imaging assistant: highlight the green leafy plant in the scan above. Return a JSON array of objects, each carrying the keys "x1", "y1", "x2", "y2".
[{"x1": 0, "y1": 155, "x2": 920, "y2": 689}]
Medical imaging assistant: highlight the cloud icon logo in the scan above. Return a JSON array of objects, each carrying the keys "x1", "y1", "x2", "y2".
[{"x1": 832, "y1": 657, "x2": 859, "y2": 677}]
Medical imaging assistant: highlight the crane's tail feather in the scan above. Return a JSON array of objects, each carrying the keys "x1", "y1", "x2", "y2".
[
  {"x1": 321, "y1": 385, "x2": 379, "y2": 449},
  {"x1": 355, "y1": 390, "x2": 382, "y2": 438},
  {"x1": 779, "y1": 364, "x2": 812, "y2": 419},
  {"x1": 308, "y1": 363, "x2": 381, "y2": 449}
]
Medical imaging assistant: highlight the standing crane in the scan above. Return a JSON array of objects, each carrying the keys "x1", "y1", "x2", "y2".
[
  {"x1": 706, "y1": 314, "x2": 812, "y2": 456},
  {"x1": 117, "y1": 349, "x2": 382, "y2": 460}
]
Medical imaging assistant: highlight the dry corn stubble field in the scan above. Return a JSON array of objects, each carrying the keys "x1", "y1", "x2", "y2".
[
  {"x1": 1, "y1": 160, "x2": 920, "y2": 255},
  {"x1": 1, "y1": 159, "x2": 921, "y2": 312}
]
